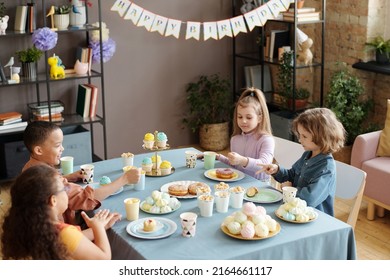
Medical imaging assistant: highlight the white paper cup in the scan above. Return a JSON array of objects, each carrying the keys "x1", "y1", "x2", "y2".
[
  {"x1": 198, "y1": 194, "x2": 214, "y2": 217},
  {"x1": 180, "y1": 212, "x2": 198, "y2": 238},
  {"x1": 196, "y1": 186, "x2": 211, "y2": 208},
  {"x1": 121, "y1": 153, "x2": 134, "y2": 167},
  {"x1": 215, "y1": 191, "x2": 230, "y2": 213},
  {"x1": 124, "y1": 198, "x2": 140, "y2": 221},
  {"x1": 80, "y1": 164, "x2": 94, "y2": 184},
  {"x1": 134, "y1": 171, "x2": 146, "y2": 191},
  {"x1": 185, "y1": 150, "x2": 197, "y2": 168},
  {"x1": 229, "y1": 187, "x2": 245, "y2": 209},
  {"x1": 60, "y1": 156, "x2": 74, "y2": 175},
  {"x1": 282, "y1": 186, "x2": 298, "y2": 203}
]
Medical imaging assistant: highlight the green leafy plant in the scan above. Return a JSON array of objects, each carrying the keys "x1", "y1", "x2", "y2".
[
  {"x1": 326, "y1": 63, "x2": 374, "y2": 145},
  {"x1": 15, "y1": 46, "x2": 43, "y2": 63},
  {"x1": 365, "y1": 36, "x2": 390, "y2": 54},
  {"x1": 54, "y1": 5, "x2": 71, "y2": 14},
  {"x1": 0, "y1": 2, "x2": 6, "y2": 18},
  {"x1": 183, "y1": 74, "x2": 233, "y2": 133},
  {"x1": 277, "y1": 51, "x2": 294, "y2": 97}
]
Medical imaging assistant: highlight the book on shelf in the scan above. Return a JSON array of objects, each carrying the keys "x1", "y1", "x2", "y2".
[
  {"x1": 33, "y1": 113, "x2": 63, "y2": 122},
  {"x1": 29, "y1": 101, "x2": 64, "y2": 115},
  {"x1": 84, "y1": 84, "x2": 98, "y2": 117},
  {"x1": 288, "y1": 7, "x2": 316, "y2": 13},
  {"x1": 0, "y1": 111, "x2": 23, "y2": 122},
  {"x1": 283, "y1": 15, "x2": 320, "y2": 22},
  {"x1": 0, "y1": 118, "x2": 22, "y2": 126},
  {"x1": 26, "y1": 2, "x2": 37, "y2": 33},
  {"x1": 282, "y1": 11, "x2": 320, "y2": 18},
  {"x1": 76, "y1": 84, "x2": 92, "y2": 118},
  {"x1": 0, "y1": 121, "x2": 28, "y2": 132},
  {"x1": 14, "y1": 5, "x2": 28, "y2": 32},
  {"x1": 269, "y1": 30, "x2": 290, "y2": 59}
]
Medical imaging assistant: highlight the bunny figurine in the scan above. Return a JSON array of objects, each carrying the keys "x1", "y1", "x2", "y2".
[{"x1": 0, "y1": 15, "x2": 9, "y2": 35}]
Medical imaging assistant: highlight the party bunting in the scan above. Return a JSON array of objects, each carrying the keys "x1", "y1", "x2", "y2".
[{"x1": 111, "y1": 0, "x2": 290, "y2": 41}]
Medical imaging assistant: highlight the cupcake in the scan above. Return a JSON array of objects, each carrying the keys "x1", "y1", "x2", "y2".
[
  {"x1": 156, "y1": 132, "x2": 168, "y2": 148},
  {"x1": 160, "y1": 160, "x2": 172, "y2": 175},
  {"x1": 141, "y1": 157, "x2": 153, "y2": 172},
  {"x1": 99, "y1": 176, "x2": 111, "y2": 185},
  {"x1": 143, "y1": 133, "x2": 155, "y2": 149},
  {"x1": 151, "y1": 154, "x2": 162, "y2": 169}
]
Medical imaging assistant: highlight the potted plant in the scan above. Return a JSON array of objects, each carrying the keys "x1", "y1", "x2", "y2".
[
  {"x1": 326, "y1": 63, "x2": 374, "y2": 149},
  {"x1": 183, "y1": 74, "x2": 233, "y2": 151},
  {"x1": 54, "y1": 5, "x2": 71, "y2": 30},
  {"x1": 286, "y1": 87, "x2": 310, "y2": 110},
  {"x1": 15, "y1": 46, "x2": 43, "y2": 80},
  {"x1": 365, "y1": 36, "x2": 390, "y2": 64}
]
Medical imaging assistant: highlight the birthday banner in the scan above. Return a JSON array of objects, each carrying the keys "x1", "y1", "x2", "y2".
[{"x1": 111, "y1": 0, "x2": 291, "y2": 41}]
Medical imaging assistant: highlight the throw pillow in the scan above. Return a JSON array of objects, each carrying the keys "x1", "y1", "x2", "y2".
[{"x1": 377, "y1": 99, "x2": 390, "y2": 156}]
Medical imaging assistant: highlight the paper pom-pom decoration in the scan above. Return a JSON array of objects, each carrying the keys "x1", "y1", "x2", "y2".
[
  {"x1": 89, "y1": 38, "x2": 116, "y2": 63},
  {"x1": 32, "y1": 28, "x2": 58, "y2": 51},
  {"x1": 90, "y1": 22, "x2": 110, "y2": 42}
]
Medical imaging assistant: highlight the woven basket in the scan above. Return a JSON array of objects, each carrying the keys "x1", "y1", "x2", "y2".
[{"x1": 199, "y1": 122, "x2": 229, "y2": 151}]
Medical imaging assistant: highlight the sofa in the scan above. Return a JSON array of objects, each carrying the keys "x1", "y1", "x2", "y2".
[{"x1": 351, "y1": 130, "x2": 390, "y2": 220}]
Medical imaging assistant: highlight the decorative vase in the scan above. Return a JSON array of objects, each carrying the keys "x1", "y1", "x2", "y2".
[
  {"x1": 54, "y1": 14, "x2": 70, "y2": 30},
  {"x1": 70, "y1": 5, "x2": 86, "y2": 27},
  {"x1": 287, "y1": 99, "x2": 308, "y2": 110},
  {"x1": 199, "y1": 122, "x2": 230, "y2": 151},
  {"x1": 22, "y1": 62, "x2": 37, "y2": 80},
  {"x1": 376, "y1": 51, "x2": 390, "y2": 65},
  {"x1": 297, "y1": 0, "x2": 305, "y2": 9}
]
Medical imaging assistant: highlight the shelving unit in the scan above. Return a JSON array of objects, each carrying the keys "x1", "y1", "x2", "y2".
[
  {"x1": 0, "y1": 0, "x2": 107, "y2": 180},
  {"x1": 232, "y1": 0, "x2": 325, "y2": 139}
]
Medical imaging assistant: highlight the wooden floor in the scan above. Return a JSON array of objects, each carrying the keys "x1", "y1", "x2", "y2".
[
  {"x1": 1, "y1": 145, "x2": 390, "y2": 259},
  {"x1": 190, "y1": 145, "x2": 390, "y2": 260}
]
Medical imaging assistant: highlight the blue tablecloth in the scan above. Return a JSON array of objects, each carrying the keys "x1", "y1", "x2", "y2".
[{"x1": 80, "y1": 148, "x2": 357, "y2": 260}]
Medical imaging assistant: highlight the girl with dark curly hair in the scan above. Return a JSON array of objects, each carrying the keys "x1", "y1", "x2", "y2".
[{"x1": 1, "y1": 165, "x2": 120, "y2": 259}]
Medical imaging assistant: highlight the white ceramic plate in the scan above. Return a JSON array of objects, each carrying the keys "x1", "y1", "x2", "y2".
[
  {"x1": 160, "y1": 181, "x2": 202, "y2": 199},
  {"x1": 126, "y1": 217, "x2": 177, "y2": 239},
  {"x1": 84, "y1": 182, "x2": 123, "y2": 196},
  {"x1": 136, "y1": 220, "x2": 164, "y2": 234},
  {"x1": 204, "y1": 168, "x2": 245, "y2": 182},
  {"x1": 244, "y1": 187, "x2": 283, "y2": 204},
  {"x1": 139, "y1": 200, "x2": 181, "y2": 215}
]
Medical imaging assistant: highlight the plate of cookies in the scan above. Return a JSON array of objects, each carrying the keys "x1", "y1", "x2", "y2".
[
  {"x1": 204, "y1": 168, "x2": 245, "y2": 182},
  {"x1": 160, "y1": 181, "x2": 210, "y2": 199}
]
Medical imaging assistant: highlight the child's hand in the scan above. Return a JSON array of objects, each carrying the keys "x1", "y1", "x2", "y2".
[
  {"x1": 124, "y1": 167, "x2": 141, "y2": 184},
  {"x1": 81, "y1": 209, "x2": 114, "y2": 229},
  {"x1": 256, "y1": 163, "x2": 279, "y2": 175},
  {"x1": 227, "y1": 152, "x2": 247, "y2": 166},
  {"x1": 64, "y1": 170, "x2": 83, "y2": 182},
  {"x1": 104, "y1": 212, "x2": 122, "y2": 230}
]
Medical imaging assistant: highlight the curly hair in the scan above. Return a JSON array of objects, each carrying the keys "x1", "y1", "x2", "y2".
[
  {"x1": 1, "y1": 165, "x2": 70, "y2": 259},
  {"x1": 291, "y1": 107, "x2": 346, "y2": 154},
  {"x1": 23, "y1": 121, "x2": 61, "y2": 154},
  {"x1": 232, "y1": 87, "x2": 272, "y2": 137}
]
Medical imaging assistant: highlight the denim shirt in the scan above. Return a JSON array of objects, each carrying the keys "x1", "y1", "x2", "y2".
[{"x1": 274, "y1": 151, "x2": 336, "y2": 216}]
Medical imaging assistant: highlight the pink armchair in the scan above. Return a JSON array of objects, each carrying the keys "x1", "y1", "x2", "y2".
[{"x1": 351, "y1": 131, "x2": 390, "y2": 220}]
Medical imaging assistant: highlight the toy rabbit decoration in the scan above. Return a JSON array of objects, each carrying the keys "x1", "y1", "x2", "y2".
[
  {"x1": 0, "y1": 15, "x2": 8, "y2": 35},
  {"x1": 298, "y1": 38, "x2": 314, "y2": 69},
  {"x1": 240, "y1": 0, "x2": 256, "y2": 14}
]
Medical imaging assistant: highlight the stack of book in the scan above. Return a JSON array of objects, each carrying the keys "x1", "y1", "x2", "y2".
[
  {"x1": 14, "y1": 2, "x2": 36, "y2": 33},
  {"x1": 28, "y1": 101, "x2": 65, "y2": 122},
  {"x1": 0, "y1": 111, "x2": 28, "y2": 132},
  {"x1": 76, "y1": 84, "x2": 99, "y2": 118},
  {"x1": 265, "y1": 29, "x2": 290, "y2": 59},
  {"x1": 282, "y1": 7, "x2": 320, "y2": 23}
]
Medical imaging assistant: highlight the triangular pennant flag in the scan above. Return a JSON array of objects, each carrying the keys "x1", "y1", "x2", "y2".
[
  {"x1": 150, "y1": 15, "x2": 168, "y2": 35},
  {"x1": 165, "y1": 19, "x2": 181, "y2": 39},
  {"x1": 230, "y1": 15, "x2": 247, "y2": 37},
  {"x1": 203, "y1": 22, "x2": 218, "y2": 41},
  {"x1": 110, "y1": 0, "x2": 131, "y2": 17},
  {"x1": 217, "y1": 19, "x2": 233, "y2": 39},
  {"x1": 279, "y1": 0, "x2": 292, "y2": 10},
  {"x1": 244, "y1": 9, "x2": 262, "y2": 31},
  {"x1": 137, "y1": 10, "x2": 156, "y2": 31},
  {"x1": 256, "y1": 5, "x2": 272, "y2": 25},
  {"x1": 186, "y1": 22, "x2": 201, "y2": 40},
  {"x1": 267, "y1": 0, "x2": 283, "y2": 18},
  {"x1": 123, "y1": 2, "x2": 143, "y2": 25}
]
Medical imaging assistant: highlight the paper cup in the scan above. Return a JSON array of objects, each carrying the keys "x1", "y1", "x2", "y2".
[
  {"x1": 134, "y1": 171, "x2": 146, "y2": 191},
  {"x1": 203, "y1": 151, "x2": 216, "y2": 170},
  {"x1": 198, "y1": 194, "x2": 214, "y2": 217},
  {"x1": 282, "y1": 186, "x2": 298, "y2": 203},
  {"x1": 121, "y1": 152, "x2": 134, "y2": 168},
  {"x1": 215, "y1": 191, "x2": 230, "y2": 213},
  {"x1": 229, "y1": 187, "x2": 245, "y2": 209},
  {"x1": 185, "y1": 150, "x2": 197, "y2": 168},
  {"x1": 180, "y1": 212, "x2": 198, "y2": 238},
  {"x1": 60, "y1": 156, "x2": 74, "y2": 175},
  {"x1": 124, "y1": 198, "x2": 140, "y2": 221},
  {"x1": 80, "y1": 164, "x2": 94, "y2": 184}
]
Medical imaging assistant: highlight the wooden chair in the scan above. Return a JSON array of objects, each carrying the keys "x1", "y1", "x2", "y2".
[
  {"x1": 335, "y1": 160, "x2": 366, "y2": 229},
  {"x1": 273, "y1": 136, "x2": 304, "y2": 168}
]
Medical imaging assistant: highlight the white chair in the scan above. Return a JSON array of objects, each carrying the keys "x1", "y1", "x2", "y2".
[
  {"x1": 273, "y1": 136, "x2": 304, "y2": 168},
  {"x1": 335, "y1": 160, "x2": 366, "y2": 229}
]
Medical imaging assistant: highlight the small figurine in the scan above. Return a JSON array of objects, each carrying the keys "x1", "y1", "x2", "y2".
[
  {"x1": 240, "y1": 0, "x2": 256, "y2": 14},
  {"x1": 298, "y1": 38, "x2": 314, "y2": 68},
  {"x1": 0, "y1": 15, "x2": 9, "y2": 35},
  {"x1": 4, "y1": 56, "x2": 14, "y2": 79},
  {"x1": 48, "y1": 55, "x2": 65, "y2": 79},
  {"x1": 11, "y1": 67, "x2": 20, "y2": 83},
  {"x1": 46, "y1": 6, "x2": 57, "y2": 31}
]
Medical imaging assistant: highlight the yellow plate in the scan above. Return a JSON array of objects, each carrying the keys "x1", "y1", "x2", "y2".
[
  {"x1": 204, "y1": 168, "x2": 245, "y2": 182},
  {"x1": 221, "y1": 223, "x2": 281, "y2": 240}
]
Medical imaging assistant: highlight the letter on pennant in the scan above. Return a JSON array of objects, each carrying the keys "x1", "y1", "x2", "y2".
[
  {"x1": 230, "y1": 15, "x2": 247, "y2": 37},
  {"x1": 217, "y1": 19, "x2": 233, "y2": 39},
  {"x1": 244, "y1": 9, "x2": 262, "y2": 31},
  {"x1": 137, "y1": 10, "x2": 156, "y2": 31},
  {"x1": 186, "y1": 22, "x2": 201, "y2": 40},
  {"x1": 165, "y1": 19, "x2": 182, "y2": 39},
  {"x1": 150, "y1": 15, "x2": 168, "y2": 35},
  {"x1": 123, "y1": 2, "x2": 143, "y2": 25},
  {"x1": 110, "y1": 0, "x2": 131, "y2": 17},
  {"x1": 203, "y1": 22, "x2": 218, "y2": 41}
]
